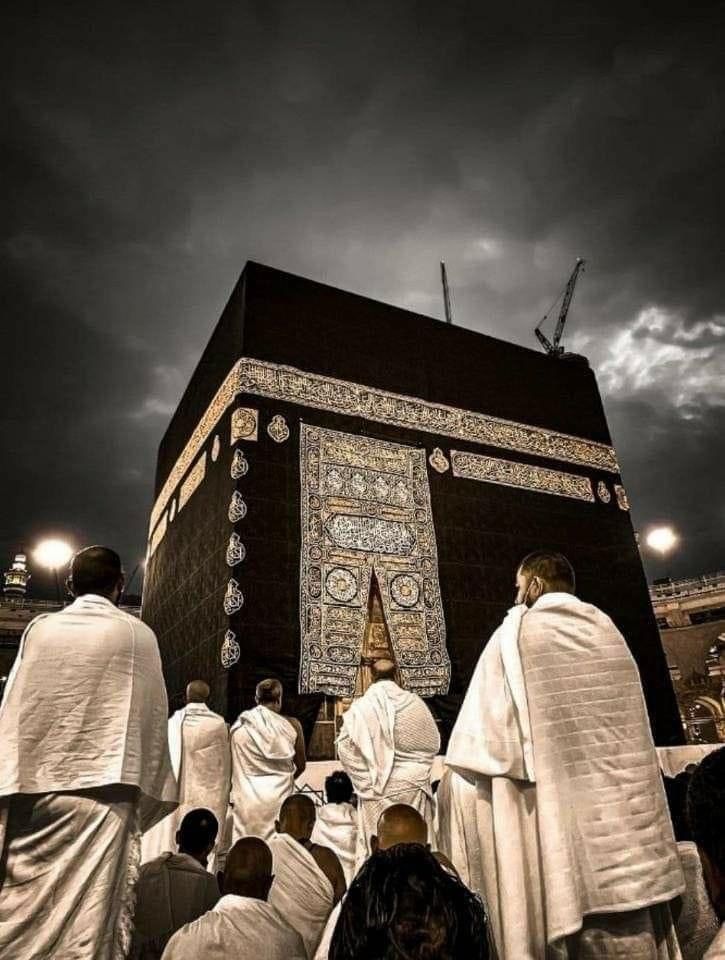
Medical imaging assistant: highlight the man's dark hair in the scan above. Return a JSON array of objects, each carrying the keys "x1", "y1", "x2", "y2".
[
  {"x1": 330, "y1": 844, "x2": 490, "y2": 960},
  {"x1": 70, "y1": 546, "x2": 123, "y2": 597},
  {"x1": 256, "y1": 678, "x2": 282, "y2": 704},
  {"x1": 518, "y1": 551, "x2": 575, "y2": 593},
  {"x1": 178, "y1": 808, "x2": 218, "y2": 855},
  {"x1": 687, "y1": 746, "x2": 725, "y2": 871},
  {"x1": 325, "y1": 770, "x2": 354, "y2": 804}
]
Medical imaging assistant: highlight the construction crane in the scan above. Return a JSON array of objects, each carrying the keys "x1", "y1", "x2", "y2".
[{"x1": 535, "y1": 258, "x2": 586, "y2": 356}]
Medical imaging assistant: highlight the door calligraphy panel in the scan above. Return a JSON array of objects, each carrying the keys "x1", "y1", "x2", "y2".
[{"x1": 299, "y1": 424, "x2": 450, "y2": 697}]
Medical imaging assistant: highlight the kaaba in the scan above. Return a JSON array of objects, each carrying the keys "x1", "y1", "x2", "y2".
[{"x1": 142, "y1": 261, "x2": 683, "y2": 756}]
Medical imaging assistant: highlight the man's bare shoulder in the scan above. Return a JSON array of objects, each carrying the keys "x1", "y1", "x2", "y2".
[
  {"x1": 284, "y1": 715, "x2": 303, "y2": 733},
  {"x1": 308, "y1": 843, "x2": 346, "y2": 899}
]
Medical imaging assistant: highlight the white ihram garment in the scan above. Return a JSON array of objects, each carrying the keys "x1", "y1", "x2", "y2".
[
  {"x1": 230, "y1": 705, "x2": 297, "y2": 841},
  {"x1": 336, "y1": 680, "x2": 440, "y2": 863},
  {"x1": 0, "y1": 594, "x2": 177, "y2": 959},
  {"x1": 268, "y1": 832, "x2": 335, "y2": 959},
  {"x1": 142, "y1": 703, "x2": 230, "y2": 863},
  {"x1": 445, "y1": 594, "x2": 685, "y2": 960},
  {"x1": 310, "y1": 802, "x2": 358, "y2": 884},
  {"x1": 161, "y1": 893, "x2": 306, "y2": 960}
]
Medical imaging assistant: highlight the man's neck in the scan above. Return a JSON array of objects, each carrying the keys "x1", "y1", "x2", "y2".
[{"x1": 179, "y1": 848, "x2": 207, "y2": 868}]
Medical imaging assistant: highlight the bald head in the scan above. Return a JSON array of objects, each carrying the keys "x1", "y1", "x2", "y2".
[
  {"x1": 276, "y1": 793, "x2": 316, "y2": 842},
  {"x1": 224, "y1": 838, "x2": 273, "y2": 901},
  {"x1": 186, "y1": 680, "x2": 210, "y2": 704},
  {"x1": 370, "y1": 658, "x2": 397, "y2": 683},
  {"x1": 372, "y1": 804, "x2": 428, "y2": 852}
]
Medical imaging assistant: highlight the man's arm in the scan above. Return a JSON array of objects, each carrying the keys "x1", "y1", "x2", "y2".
[
  {"x1": 310, "y1": 844, "x2": 347, "y2": 905},
  {"x1": 287, "y1": 716, "x2": 306, "y2": 778}
]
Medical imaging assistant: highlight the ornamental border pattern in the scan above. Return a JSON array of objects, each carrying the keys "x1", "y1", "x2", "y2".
[
  {"x1": 450, "y1": 450, "x2": 596, "y2": 502},
  {"x1": 299, "y1": 424, "x2": 450, "y2": 698},
  {"x1": 148, "y1": 356, "x2": 619, "y2": 546}
]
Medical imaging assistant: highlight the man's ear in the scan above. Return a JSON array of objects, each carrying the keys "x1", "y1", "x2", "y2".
[
  {"x1": 175, "y1": 830, "x2": 181, "y2": 847},
  {"x1": 274, "y1": 819, "x2": 280, "y2": 834},
  {"x1": 370, "y1": 835, "x2": 379, "y2": 854},
  {"x1": 65, "y1": 576, "x2": 75, "y2": 598}
]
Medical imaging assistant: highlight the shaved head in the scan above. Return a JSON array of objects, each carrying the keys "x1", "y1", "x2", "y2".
[
  {"x1": 224, "y1": 837, "x2": 273, "y2": 900},
  {"x1": 370, "y1": 658, "x2": 397, "y2": 683},
  {"x1": 186, "y1": 680, "x2": 210, "y2": 703},
  {"x1": 374, "y1": 804, "x2": 428, "y2": 851},
  {"x1": 277, "y1": 793, "x2": 316, "y2": 842}
]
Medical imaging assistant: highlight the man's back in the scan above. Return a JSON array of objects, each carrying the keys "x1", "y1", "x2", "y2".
[
  {"x1": 230, "y1": 706, "x2": 297, "y2": 841},
  {"x1": 519, "y1": 593, "x2": 684, "y2": 939},
  {"x1": 0, "y1": 594, "x2": 176, "y2": 825},
  {"x1": 133, "y1": 852, "x2": 220, "y2": 959},
  {"x1": 161, "y1": 894, "x2": 306, "y2": 960}
]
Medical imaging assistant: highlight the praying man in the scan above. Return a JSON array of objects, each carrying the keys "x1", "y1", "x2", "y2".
[
  {"x1": 230, "y1": 678, "x2": 306, "y2": 842},
  {"x1": 142, "y1": 679, "x2": 230, "y2": 864},
  {"x1": 269, "y1": 793, "x2": 346, "y2": 959},
  {"x1": 0, "y1": 546, "x2": 177, "y2": 959},
  {"x1": 443, "y1": 550, "x2": 686, "y2": 960},
  {"x1": 337, "y1": 658, "x2": 440, "y2": 863}
]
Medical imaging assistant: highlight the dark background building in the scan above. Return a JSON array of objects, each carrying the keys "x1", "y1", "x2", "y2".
[{"x1": 142, "y1": 261, "x2": 683, "y2": 755}]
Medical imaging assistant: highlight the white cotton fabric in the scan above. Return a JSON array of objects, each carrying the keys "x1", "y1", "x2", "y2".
[
  {"x1": 131, "y1": 852, "x2": 220, "y2": 959},
  {"x1": 161, "y1": 893, "x2": 306, "y2": 960},
  {"x1": 0, "y1": 594, "x2": 177, "y2": 831},
  {"x1": 434, "y1": 767, "x2": 484, "y2": 893},
  {"x1": 142, "y1": 703, "x2": 230, "y2": 863},
  {"x1": 230, "y1": 706, "x2": 297, "y2": 841},
  {"x1": 445, "y1": 593, "x2": 685, "y2": 959},
  {"x1": 705, "y1": 925, "x2": 725, "y2": 960},
  {"x1": 336, "y1": 680, "x2": 440, "y2": 861},
  {"x1": 0, "y1": 786, "x2": 140, "y2": 960},
  {"x1": 268, "y1": 832, "x2": 335, "y2": 959},
  {"x1": 310, "y1": 802, "x2": 358, "y2": 885}
]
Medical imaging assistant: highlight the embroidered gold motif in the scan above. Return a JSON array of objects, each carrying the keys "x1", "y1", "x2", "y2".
[
  {"x1": 231, "y1": 407, "x2": 258, "y2": 443},
  {"x1": 428, "y1": 448, "x2": 450, "y2": 474},
  {"x1": 267, "y1": 414, "x2": 290, "y2": 443},
  {"x1": 300, "y1": 424, "x2": 449, "y2": 698},
  {"x1": 614, "y1": 484, "x2": 630, "y2": 511},
  {"x1": 178, "y1": 453, "x2": 207, "y2": 513},
  {"x1": 450, "y1": 451, "x2": 595, "y2": 502},
  {"x1": 149, "y1": 357, "x2": 619, "y2": 540}
]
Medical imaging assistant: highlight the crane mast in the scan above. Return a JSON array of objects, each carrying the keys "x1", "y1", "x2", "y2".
[{"x1": 535, "y1": 257, "x2": 586, "y2": 356}]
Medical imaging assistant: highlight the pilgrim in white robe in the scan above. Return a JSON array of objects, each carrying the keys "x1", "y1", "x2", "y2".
[
  {"x1": 310, "y1": 801, "x2": 358, "y2": 884},
  {"x1": 0, "y1": 593, "x2": 177, "y2": 960},
  {"x1": 230, "y1": 705, "x2": 297, "y2": 841},
  {"x1": 444, "y1": 595, "x2": 686, "y2": 960},
  {"x1": 434, "y1": 766, "x2": 485, "y2": 893},
  {"x1": 161, "y1": 893, "x2": 306, "y2": 960},
  {"x1": 337, "y1": 679, "x2": 440, "y2": 863},
  {"x1": 132, "y1": 851, "x2": 220, "y2": 959},
  {"x1": 268, "y1": 832, "x2": 336, "y2": 959},
  {"x1": 142, "y1": 702, "x2": 230, "y2": 863}
]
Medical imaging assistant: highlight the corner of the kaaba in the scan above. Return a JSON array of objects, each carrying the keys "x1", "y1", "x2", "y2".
[{"x1": 142, "y1": 260, "x2": 684, "y2": 754}]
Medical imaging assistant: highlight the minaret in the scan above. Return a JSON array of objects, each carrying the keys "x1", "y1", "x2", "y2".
[{"x1": 3, "y1": 553, "x2": 31, "y2": 598}]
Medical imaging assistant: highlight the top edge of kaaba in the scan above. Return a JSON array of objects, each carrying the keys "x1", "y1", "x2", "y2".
[{"x1": 155, "y1": 260, "x2": 612, "y2": 496}]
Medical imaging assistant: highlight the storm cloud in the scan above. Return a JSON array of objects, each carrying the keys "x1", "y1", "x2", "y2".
[{"x1": 3, "y1": 0, "x2": 724, "y2": 593}]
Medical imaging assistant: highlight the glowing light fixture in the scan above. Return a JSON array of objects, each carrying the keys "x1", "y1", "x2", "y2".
[
  {"x1": 32, "y1": 539, "x2": 73, "y2": 570},
  {"x1": 645, "y1": 526, "x2": 679, "y2": 556}
]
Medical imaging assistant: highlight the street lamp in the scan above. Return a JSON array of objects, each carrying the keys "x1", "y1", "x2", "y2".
[
  {"x1": 32, "y1": 539, "x2": 73, "y2": 604},
  {"x1": 645, "y1": 526, "x2": 679, "y2": 556}
]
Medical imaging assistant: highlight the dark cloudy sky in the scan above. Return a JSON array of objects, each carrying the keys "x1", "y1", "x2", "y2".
[{"x1": 3, "y1": 0, "x2": 724, "y2": 595}]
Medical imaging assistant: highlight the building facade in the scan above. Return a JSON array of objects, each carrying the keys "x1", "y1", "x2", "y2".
[
  {"x1": 141, "y1": 261, "x2": 683, "y2": 754},
  {"x1": 651, "y1": 572, "x2": 725, "y2": 744}
]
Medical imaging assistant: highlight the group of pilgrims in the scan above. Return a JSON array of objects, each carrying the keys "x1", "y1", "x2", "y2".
[{"x1": 0, "y1": 545, "x2": 723, "y2": 960}]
